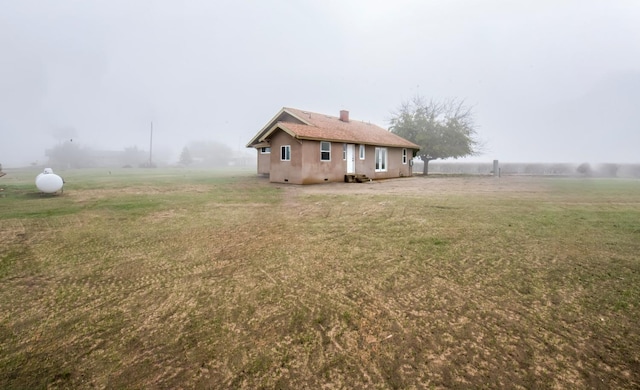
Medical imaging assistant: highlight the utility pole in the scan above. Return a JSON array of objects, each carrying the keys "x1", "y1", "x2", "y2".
[{"x1": 149, "y1": 121, "x2": 153, "y2": 167}]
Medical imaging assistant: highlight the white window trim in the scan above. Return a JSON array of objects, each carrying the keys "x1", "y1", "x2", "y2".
[
  {"x1": 359, "y1": 144, "x2": 365, "y2": 160},
  {"x1": 281, "y1": 145, "x2": 291, "y2": 161},
  {"x1": 402, "y1": 148, "x2": 407, "y2": 164},
  {"x1": 375, "y1": 147, "x2": 387, "y2": 172},
  {"x1": 320, "y1": 141, "x2": 331, "y2": 161},
  {"x1": 260, "y1": 147, "x2": 271, "y2": 154},
  {"x1": 342, "y1": 144, "x2": 347, "y2": 160}
]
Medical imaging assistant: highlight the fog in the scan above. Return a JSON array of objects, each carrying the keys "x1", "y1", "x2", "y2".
[{"x1": 1, "y1": 0, "x2": 639, "y2": 168}]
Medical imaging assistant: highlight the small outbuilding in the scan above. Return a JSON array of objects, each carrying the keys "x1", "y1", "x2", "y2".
[{"x1": 246, "y1": 107, "x2": 420, "y2": 184}]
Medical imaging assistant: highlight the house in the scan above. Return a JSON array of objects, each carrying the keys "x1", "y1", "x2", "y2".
[{"x1": 246, "y1": 107, "x2": 420, "y2": 184}]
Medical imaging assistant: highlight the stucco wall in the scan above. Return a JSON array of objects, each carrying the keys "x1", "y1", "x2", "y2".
[
  {"x1": 269, "y1": 131, "x2": 303, "y2": 184},
  {"x1": 264, "y1": 129, "x2": 415, "y2": 184},
  {"x1": 353, "y1": 145, "x2": 413, "y2": 179},
  {"x1": 256, "y1": 149, "x2": 270, "y2": 175},
  {"x1": 300, "y1": 141, "x2": 346, "y2": 184},
  {"x1": 380, "y1": 147, "x2": 413, "y2": 179}
]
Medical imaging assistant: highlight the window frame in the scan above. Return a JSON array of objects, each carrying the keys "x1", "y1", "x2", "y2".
[
  {"x1": 281, "y1": 145, "x2": 291, "y2": 161},
  {"x1": 359, "y1": 144, "x2": 365, "y2": 160},
  {"x1": 402, "y1": 148, "x2": 407, "y2": 164},
  {"x1": 375, "y1": 147, "x2": 387, "y2": 172},
  {"x1": 260, "y1": 147, "x2": 271, "y2": 154},
  {"x1": 320, "y1": 141, "x2": 331, "y2": 161},
  {"x1": 342, "y1": 143, "x2": 347, "y2": 160}
]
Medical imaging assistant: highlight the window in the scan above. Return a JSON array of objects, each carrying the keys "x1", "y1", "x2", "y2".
[
  {"x1": 260, "y1": 147, "x2": 271, "y2": 154},
  {"x1": 359, "y1": 144, "x2": 365, "y2": 160},
  {"x1": 320, "y1": 141, "x2": 331, "y2": 161},
  {"x1": 343, "y1": 144, "x2": 347, "y2": 160},
  {"x1": 402, "y1": 148, "x2": 407, "y2": 164},
  {"x1": 375, "y1": 147, "x2": 387, "y2": 172},
  {"x1": 281, "y1": 145, "x2": 291, "y2": 161}
]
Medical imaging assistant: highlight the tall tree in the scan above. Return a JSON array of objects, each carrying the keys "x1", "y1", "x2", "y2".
[
  {"x1": 179, "y1": 146, "x2": 193, "y2": 166},
  {"x1": 45, "y1": 140, "x2": 92, "y2": 168},
  {"x1": 389, "y1": 95, "x2": 482, "y2": 175}
]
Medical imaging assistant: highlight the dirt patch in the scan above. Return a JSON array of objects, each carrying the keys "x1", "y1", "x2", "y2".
[{"x1": 278, "y1": 175, "x2": 553, "y2": 197}]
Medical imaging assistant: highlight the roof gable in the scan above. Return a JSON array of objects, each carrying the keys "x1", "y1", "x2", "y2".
[
  {"x1": 245, "y1": 108, "x2": 310, "y2": 148},
  {"x1": 247, "y1": 107, "x2": 420, "y2": 149}
]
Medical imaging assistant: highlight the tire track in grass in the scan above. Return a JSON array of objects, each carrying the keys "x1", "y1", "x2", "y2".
[
  {"x1": 2, "y1": 212, "x2": 257, "y2": 388},
  {"x1": 266, "y1": 187, "x2": 420, "y2": 386},
  {"x1": 255, "y1": 265, "x2": 381, "y2": 387},
  {"x1": 390, "y1": 271, "x2": 591, "y2": 387}
]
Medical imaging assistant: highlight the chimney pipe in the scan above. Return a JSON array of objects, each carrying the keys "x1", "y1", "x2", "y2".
[{"x1": 339, "y1": 110, "x2": 349, "y2": 122}]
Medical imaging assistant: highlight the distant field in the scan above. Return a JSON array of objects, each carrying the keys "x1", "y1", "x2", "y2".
[{"x1": 1, "y1": 168, "x2": 639, "y2": 388}]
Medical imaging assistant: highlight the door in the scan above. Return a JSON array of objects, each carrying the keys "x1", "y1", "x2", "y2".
[{"x1": 346, "y1": 144, "x2": 355, "y2": 174}]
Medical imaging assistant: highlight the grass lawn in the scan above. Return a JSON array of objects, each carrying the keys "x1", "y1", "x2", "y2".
[{"x1": 1, "y1": 168, "x2": 639, "y2": 388}]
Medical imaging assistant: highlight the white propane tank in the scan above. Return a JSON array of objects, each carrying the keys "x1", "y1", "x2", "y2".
[{"x1": 36, "y1": 168, "x2": 64, "y2": 193}]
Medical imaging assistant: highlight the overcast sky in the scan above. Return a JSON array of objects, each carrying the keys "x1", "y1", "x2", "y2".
[{"x1": 1, "y1": 0, "x2": 639, "y2": 167}]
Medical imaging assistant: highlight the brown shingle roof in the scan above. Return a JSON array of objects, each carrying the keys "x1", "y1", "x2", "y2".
[{"x1": 248, "y1": 107, "x2": 419, "y2": 149}]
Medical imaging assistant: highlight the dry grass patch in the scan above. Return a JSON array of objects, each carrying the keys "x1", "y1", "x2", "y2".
[{"x1": 1, "y1": 172, "x2": 639, "y2": 388}]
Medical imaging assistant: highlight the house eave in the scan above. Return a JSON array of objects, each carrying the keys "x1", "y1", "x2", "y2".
[
  {"x1": 245, "y1": 107, "x2": 312, "y2": 148},
  {"x1": 295, "y1": 135, "x2": 419, "y2": 150},
  {"x1": 251, "y1": 142, "x2": 270, "y2": 149},
  {"x1": 257, "y1": 123, "x2": 297, "y2": 144}
]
